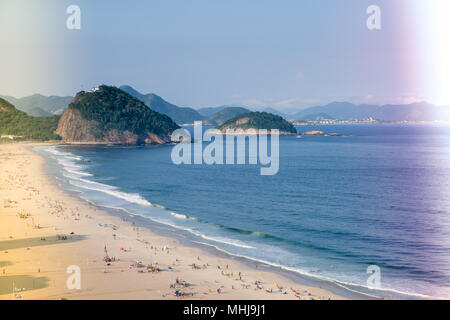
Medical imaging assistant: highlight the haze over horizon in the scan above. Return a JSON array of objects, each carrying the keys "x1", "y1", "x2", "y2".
[
  {"x1": 1, "y1": 0, "x2": 449, "y2": 111},
  {"x1": 3, "y1": 84, "x2": 448, "y2": 116}
]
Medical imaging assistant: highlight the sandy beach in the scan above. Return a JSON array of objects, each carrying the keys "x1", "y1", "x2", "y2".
[{"x1": 0, "y1": 143, "x2": 345, "y2": 300}]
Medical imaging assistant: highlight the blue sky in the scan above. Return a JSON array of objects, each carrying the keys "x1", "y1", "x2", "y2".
[{"x1": 0, "y1": 0, "x2": 438, "y2": 110}]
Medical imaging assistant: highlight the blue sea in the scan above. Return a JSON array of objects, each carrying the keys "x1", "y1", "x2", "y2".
[{"x1": 35, "y1": 124, "x2": 450, "y2": 299}]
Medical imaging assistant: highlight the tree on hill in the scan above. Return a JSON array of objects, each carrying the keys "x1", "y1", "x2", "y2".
[
  {"x1": 218, "y1": 111, "x2": 297, "y2": 133},
  {"x1": 0, "y1": 98, "x2": 61, "y2": 141}
]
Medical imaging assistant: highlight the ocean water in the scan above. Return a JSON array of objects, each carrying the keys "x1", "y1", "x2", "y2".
[{"x1": 35, "y1": 124, "x2": 450, "y2": 299}]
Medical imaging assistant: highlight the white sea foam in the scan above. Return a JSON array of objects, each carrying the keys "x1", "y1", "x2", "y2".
[
  {"x1": 189, "y1": 241, "x2": 441, "y2": 299},
  {"x1": 55, "y1": 158, "x2": 81, "y2": 167},
  {"x1": 151, "y1": 218, "x2": 255, "y2": 249},
  {"x1": 198, "y1": 234, "x2": 255, "y2": 249},
  {"x1": 43, "y1": 146, "x2": 91, "y2": 177},
  {"x1": 66, "y1": 155, "x2": 83, "y2": 161},
  {"x1": 63, "y1": 167, "x2": 93, "y2": 177},
  {"x1": 42, "y1": 146, "x2": 152, "y2": 207},
  {"x1": 69, "y1": 178, "x2": 152, "y2": 207},
  {"x1": 170, "y1": 212, "x2": 188, "y2": 219},
  {"x1": 43, "y1": 146, "x2": 83, "y2": 160}
]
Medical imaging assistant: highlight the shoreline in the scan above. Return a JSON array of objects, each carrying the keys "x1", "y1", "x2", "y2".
[
  {"x1": 0, "y1": 142, "x2": 348, "y2": 300},
  {"x1": 84, "y1": 201, "x2": 371, "y2": 301}
]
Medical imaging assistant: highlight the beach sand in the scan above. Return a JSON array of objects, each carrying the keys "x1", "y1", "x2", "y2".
[{"x1": 0, "y1": 143, "x2": 345, "y2": 300}]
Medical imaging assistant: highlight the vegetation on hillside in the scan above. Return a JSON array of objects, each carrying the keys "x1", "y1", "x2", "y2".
[
  {"x1": 218, "y1": 111, "x2": 297, "y2": 133},
  {"x1": 120, "y1": 85, "x2": 203, "y2": 125},
  {"x1": 204, "y1": 107, "x2": 251, "y2": 125},
  {"x1": 68, "y1": 85, "x2": 180, "y2": 138},
  {"x1": 197, "y1": 106, "x2": 227, "y2": 117},
  {"x1": 0, "y1": 98, "x2": 61, "y2": 140},
  {"x1": 0, "y1": 94, "x2": 73, "y2": 116}
]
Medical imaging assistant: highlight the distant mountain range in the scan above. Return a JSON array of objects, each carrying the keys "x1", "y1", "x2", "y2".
[
  {"x1": 0, "y1": 87, "x2": 254, "y2": 127},
  {"x1": 3, "y1": 87, "x2": 450, "y2": 124},
  {"x1": 197, "y1": 106, "x2": 228, "y2": 117},
  {"x1": 288, "y1": 101, "x2": 450, "y2": 122},
  {"x1": 262, "y1": 107, "x2": 288, "y2": 118},
  {"x1": 120, "y1": 86, "x2": 254, "y2": 125},
  {"x1": 0, "y1": 94, "x2": 73, "y2": 117},
  {"x1": 204, "y1": 102, "x2": 450, "y2": 123},
  {"x1": 203, "y1": 106, "x2": 251, "y2": 126},
  {"x1": 119, "y1": 86, "x2": 203, "y2": 125}
]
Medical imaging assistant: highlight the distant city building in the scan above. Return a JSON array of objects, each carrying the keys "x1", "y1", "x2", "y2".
[{"x1": 291, "y1": 117, "x2": 378, "y2": 126}]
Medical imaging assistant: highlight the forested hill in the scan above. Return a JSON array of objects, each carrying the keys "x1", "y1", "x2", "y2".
[
  {"x1": 217, "y1": 112, "x2": 297, "y2": 134},
  {"x1": 0, "y1": 98, "x2": 61, "y2": 141},
  {"x1": 56, "y1": 85, "x2": 180, "y2": 144}
]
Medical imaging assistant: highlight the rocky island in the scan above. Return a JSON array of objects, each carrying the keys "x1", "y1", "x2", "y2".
[
  {"x1": 301, "y1": 130, "x2": 348, "y2": 136},
  {"x1": 212, "y1": 112, "x2": 297, "y2": 135},
  {"x1": 56, "y1": 85, "x2": 180, "y2": 145}
]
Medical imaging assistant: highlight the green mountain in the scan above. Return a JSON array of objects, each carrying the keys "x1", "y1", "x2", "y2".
[
  {"x1": 204, "y1": 106, "x2": 251, "y2": 126},
  {"x1": 27, "y1": 107, "x2": 54, "y2": 117},
  {"x1": 0, "y1": 98, "x2": 61, "y2": 141},
  {"x1": 119, "y1": 85, "x2": 203, "y2": 125},
  {"x1": 197, "y1": 106, "x2": 227, "y2": 117},
  {"x1": 217, "y1": 112, "x2": 297, "y2": 134},
  {"x1": 0, "y1": 94, "x2": 73, "y2": 116},
  {"x1": 56, "y1": 85, "x2": 180, "y2": 145}
]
